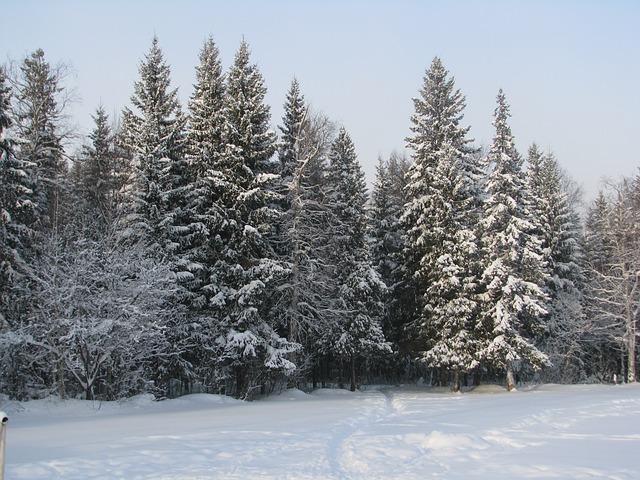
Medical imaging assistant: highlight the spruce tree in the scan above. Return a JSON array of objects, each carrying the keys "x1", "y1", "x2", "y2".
[
  {"x1": 369, "y1": 152, "x2": 411, "y2": 376},
  {"x1": 0, "y1": 66, "x2": 36, "y2": 324},
  {"x1": 72, "y1": 106, "x2": 118, "y2": 230},
  {"x1": 184, "y1": 35, "x2": 229, "y2": 304},
  {"x1": 401, "y1": 57, "x2": 481, "y2": 391},
  {"x1": 12, "y1": 49, "x2": 67, "y2": 233},
  {"x1": 527, "y1": 144, "x2": 585, "y2": 382},
  {"x1": 326, "y1": 127, "x2": 389, "y2": 391},
  {"x1": 120, "y1": 36, "x2": 188, "y2": 249},
  {"x1": 225, "y1": 40, "x2": 277, "y2": 178},
  {"x1": 214, "y1": 40, "x2": 298, "y2": 398},
  {"x1": 479, "y1": 90, "x2": 550, "y2": 390}
]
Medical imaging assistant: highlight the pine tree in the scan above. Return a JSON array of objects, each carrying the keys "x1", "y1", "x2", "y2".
[
  {"x1": 326, "y1": 127, "x2": 390, "y2": 391},
  {"x1": 401, "y1": 57, "x2": 481, "y2": 391},
  {"x1": 183, "y1": 35, "x2": 229, "y2": 299},
  {"x1": 478, "y1": 90, "x2": 550, "y2": 390}
]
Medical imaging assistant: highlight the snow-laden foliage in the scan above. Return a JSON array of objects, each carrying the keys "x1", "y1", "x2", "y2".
[
  {"x1": 478, "y1": 91, "x2": 550, "y2": 390},
  {"x1": 1, "y1": 41, "x2": 636, "y2": 401},
  {"x1": 120, "y1": 36, "x2": 188, "y2": 250},
  {"x1": 324, "y1": 127, "x2": 390, "y2": 390},
  {"x1": 9, "y1": 49, "x2": 68, "y2": 233},
  {"x1": 368, "y1": 152, "x2": 410, "y2": 350},
  {"x1": 211, "y1": 41, "x2": 298, "y2": 399},
  {"x1": 526, "y1": 144, "x2": 586, "y2": 382},
  {"x1": 0, "y1": 228, "x2": 181, "y2": 400},
  {"x1": 583, "y1": 176, "x2": 640, "y2": 383},
  {"x1": 401, "y1": 57, "x2": 482, "y2": 391},
  {"x1": 0, "y1": 66, "x2": 35, "y2": 307}
]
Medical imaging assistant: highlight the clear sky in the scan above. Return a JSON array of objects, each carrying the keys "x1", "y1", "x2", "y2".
[{"x1": 3, "y1": 0, "x2": 639, "y2": 201}]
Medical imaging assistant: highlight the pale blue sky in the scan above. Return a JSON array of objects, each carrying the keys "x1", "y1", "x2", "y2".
[{"x1": 3, "y1": 0, "x2": 639, "y2": 200}]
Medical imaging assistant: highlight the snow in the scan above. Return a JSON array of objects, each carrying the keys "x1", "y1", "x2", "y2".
[{"x1": 3, "y1": 384, "x2": 640, "y2": 479}]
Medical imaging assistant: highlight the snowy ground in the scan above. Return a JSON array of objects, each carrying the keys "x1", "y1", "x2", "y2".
[{"x1": 2, "y1": 383, "x2": 639, "y2": 479}]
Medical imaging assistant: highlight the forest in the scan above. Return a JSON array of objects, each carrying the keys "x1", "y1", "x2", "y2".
[{"x1": 0, "y1": 36, "x2": 638, "y2": 401}]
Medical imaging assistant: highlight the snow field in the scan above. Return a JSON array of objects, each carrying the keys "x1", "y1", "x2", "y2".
[{"x1": 2, "y1": 383, "x2": 640, "y2": 479}]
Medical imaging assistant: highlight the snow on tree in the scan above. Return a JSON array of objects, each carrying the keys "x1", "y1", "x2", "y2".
[
  {"x1": 212, "y1": 41, "x2": 298, "y2": 398},
  {"x1": 71, "y1": 106, "x2": 121, "y2": 231},
  {"x1": 225, "y1": 40, "x2": 277, "y2": 178},
  {"x1": 584, "y1": 176, "x2": 640, "y2": 383},
  {"x1": 478, "y1": 90, "x2": 550, "y2": 390},
  {"x1": 182, "y1": 35, "x2": 230, "y2": 301},
  {"x1": 527, "y1": 144, "x2": 586, "y2": 382},
  {"x1": 276, "y1": 84, "x2": 339, "y2": 385},
  {"x1": 325, "y1": 126, "x2": 390, "y2": 391},
  {"x1": 401, "y1": 57, "x2": 482, "y2": 391},
  {"x1": 120, "y1": 36, "x2": 188, "y2": 250},
  {"x1": 368, "y1": 152, "x2": 415, "y2": 381},
  {"x1": 11, "y1": 225, "x2": 183, "y2": 400},
  {"x1": 9, "y1": 49, "x2": 70, "y2": 233},
  {"x1": 0, "y1": 66, "x2": 35, "y2": 303}
]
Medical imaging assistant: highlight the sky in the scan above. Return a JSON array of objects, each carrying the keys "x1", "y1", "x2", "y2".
[{"x1": 3, "y1": 0, "x2": 639, "y2": 202}]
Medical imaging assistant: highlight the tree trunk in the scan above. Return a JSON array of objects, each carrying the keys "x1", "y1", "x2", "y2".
[
  {"x1": 58, "y1": 358, "x2": 66, "y2": 400},
  {"x1": 506, "y1": 362, "x2": 516, "y2": 391},
  {"x1": 452, "y1": 367, "x2": 460, "y2": 393},
  {"x1": 627, "y1": 324, "x2": 637, "y2": 383},
  {"x1": 350, "y1": 355, "x2": 357, "y2": 392}
]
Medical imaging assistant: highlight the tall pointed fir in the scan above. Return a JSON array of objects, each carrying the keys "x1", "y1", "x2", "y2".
[
  {"x1": 527, "y1": 144, "x2": 585, "y2": 382},
  {"x1": 325, "y1": 127, "x2": 389, "y2": 391},
  {"x1": 0, "y1": 65, "x2": 36, "y2": 335},
  {"x1": 12, "y1": 49, "x2": 68, "y2": 233},
  {"x1": 119, "y1": 36, "x2": 191, "y2": 394},
  {"x1": 401, "y1": 57, "x2": 482, "y2": 391},
  {"x1": 72, "y1": 106, "x2": 119, "y2": 232},
  {"x1": 120, "y1": 36, "x2": 188, "y2": 250},
  {"x1": 215, "y1": 40, "x2": 298, "y2": 398},
  {"x1": 182, "y1": 36, "x2": 238, "y2": 388},
  {"x1": 479, "y1": 90, "x2": 550, "y2": 390},
  {"x1": 369, "y1": 152, "x2": 411, "y2": 379}
]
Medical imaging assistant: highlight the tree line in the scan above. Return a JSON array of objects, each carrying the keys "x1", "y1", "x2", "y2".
[{"x1": 0, "y1": 37, "x2": 638, "y2": 400}]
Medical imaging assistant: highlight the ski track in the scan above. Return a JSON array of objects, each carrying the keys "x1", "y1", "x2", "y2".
[{"x1": 3, "y1": 384, "x2": 640, "y2": 479}]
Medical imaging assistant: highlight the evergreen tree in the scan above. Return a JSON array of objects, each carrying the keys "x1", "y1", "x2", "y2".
[
  {"x1": 11, "y1": 49, "x2": 68, "y2": 233},
  {"x1": 401, "y1": 57, "x2": 481, "y2": 391},
  {"x1": 478, "y1": 90, "x2": 550, "y2": 390},
  {"x1": 120, "y1": 36, "x2": 188, "y2": 249},
  {"x1": 368, "y1": 152, "x2": 412, "y2": 380},
  {"x1": 214, "y1": 41, "x2": 298, "y2": 398},
  {"x1": 225, "y1": 40, "x2": 277, "y2": 178},
  {"x1": 326, "y1": 127, "x2": 390, "y2": 391},
  {"x1": 278, "y1": 78, "x2": 307, "y2": 188},
  {"x1": 527, "y1": 144, "x2": 585, "y2": 382},
  {"x1": 183, "y1": 35, "x2": 229, "y2": 299},
  {"x1": 0, "y1": 66, "x2": 36, "y2": 339},
  {"x1": 72, "y1": 106, "x2": 119, "y2": 230}
]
